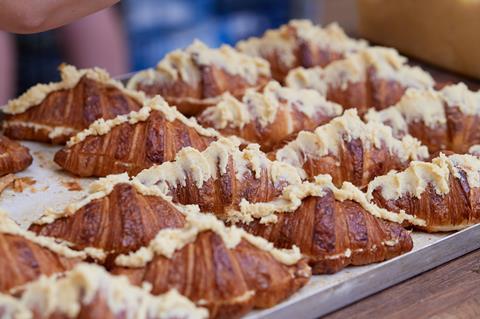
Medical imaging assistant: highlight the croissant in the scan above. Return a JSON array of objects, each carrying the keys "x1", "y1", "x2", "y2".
[
  {"x1": 285, "y1": 47, "x2": 434, "y2": 114},
  {"x1": 237, "y1": 19, "x2": 367, "y2": 81},
  {"x1": 30, "y1": 174, "x2": 186, "y2": 265},
  {"x1": 230, "y1": 175, "x2": 415, "y2": 274},
  {"x1": 2, "y1": 64, "x2": 143, "y2": 144},
  {"x1": 127, "y1": 40, "x2": 271, "y2": 116},
  {"x1": 54, "y1": 96, "x2": 218, "y2": 177},
  {"x1": 196, "y1": 81, "x2": 343, "y2": 151},
  {"x1": 133, "y1": 137, "x2": 303, "y2": 219},
  {"x1": 1, "y1": 263, "x2": 208, "y2": 319},
  {"x1": 0, "y1": 135, "x2": 32, "y2": 176},
  {"x1": 367, "y1": 153, "x2": 480, "y2": 232},
  {"x1": 111, "y1": 211, "x2": 311, "y2": 319},
  {"x1": 0, "y1": 211, "x2": 95, "y2": 293},
  {"x1": 272, "y1": 109, "x2": 429, "y2": 188},
  {"x1": 365, "y1": 83, "x2": 480, "y2": 153}
]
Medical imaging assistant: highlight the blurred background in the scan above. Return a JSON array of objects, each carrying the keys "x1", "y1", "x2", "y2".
[{"x1": 0, "y1": 0, "x2": 320, "y2": 105}]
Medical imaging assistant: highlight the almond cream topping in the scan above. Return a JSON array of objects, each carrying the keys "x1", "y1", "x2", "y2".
[
  {"x1": 66, "y1": 96, "x2": 219, "y2": 147},
  {"x1": 18, "y1": 263, "x2": 208, "y2": 319},
  {"x1": 366, "y1": 153, "x2": 480, "y2": 201},
  {"x1": 275, "y1": 109, "x2": 429, "y2": 168},
  {"x1": 3, "y1": 64, "x2": 145, "y2": 115},
  {"x1": 133, "y1": 137, "x2": 303, "y2": 194},
  {"x1": 237, "y1": 20, "x2": 366, "y2": 69},
  {"x1": 285, "y1": 47, "x2": 434, "y2": 92},
  {"x1": 128, "y1": 39, "x2": 270, "y2": 89},
  {"x1": 114, "y1": 209, "x2": 302, "y2": 267},
  {"x1": 0, "y1": 210, "x2": 104, "y2": 261},
  {"x1": 0, "y1": 294, "x2": 30, "y2": 319},
  {"x1": 440, "y1": 82, "x2": 480, "y2": 115},
  {"x1": 228, "y1": 174, "x2": 425, "y2": 226},
  {"x1": 200, "y1": 81, "x2": 342, "y2": 130}
]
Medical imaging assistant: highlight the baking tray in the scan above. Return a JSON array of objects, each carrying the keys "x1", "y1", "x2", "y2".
[{"x1": 2, "y1": 141, "x2": 480, "y2": 319}]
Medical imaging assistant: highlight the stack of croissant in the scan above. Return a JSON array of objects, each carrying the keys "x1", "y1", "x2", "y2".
[{"x1": 1, "y1": 19, "x2": 479, "y2": 319}]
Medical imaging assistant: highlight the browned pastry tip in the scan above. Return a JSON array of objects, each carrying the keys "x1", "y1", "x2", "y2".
[
  {"x1": 54, "y1": 97, "x2": 217, "y2": 177},
  {"x1": 2, "y1": 65, "x2": 143, "y2": 144},
  {"x1": 273, "y1": 109, "x2": 429, "y2": 188},
  {"x1": 111, "y1": 229, "x2": 310, "y2": 319},
  {"x1": 285, "y1": 47, "x2": 434, "y2": 114},
  {"x1": 367, "y1": 153, "x2": 480, "y2": 232},
  {"x1": 0, "y1": 135, "x2": 32, "y2": 176},
  {"x1": 196, "y1": 81, "x2": 343, "y2": 152},
  {"x1": 128, "y1": 40, "x2": 271, "y2": 116},
  {"x1": 365, "y1": 83, "x2": 480, "y2": 154},
  {"x1": 0, "y1": 213, "x2": 82, "y2": 293},
  {"x1": 30, "y1": 181, "x2": 186, "y2": 266},
  {"x1": 237, "y1": 20, "x2": 367, "y2": 81}
]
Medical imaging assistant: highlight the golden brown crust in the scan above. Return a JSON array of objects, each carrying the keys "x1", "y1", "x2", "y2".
[
  {"x1": 0, "y1": 232, "x2": 78, "y2": 292},
  {"x1": 240, "y1": 190, "x2": 413, "y2": 274},
  {"x1": 136, "y1": 66, "x2": 270, "y2": 116},
  {"x1": 111, "y1": 231, "x2": 310, "y2": 319},
  {"x1": 30, "y1": 183, "x2": 186, "y2": 265},
  {"x1": 196, "y1": 83, "x2": 342, "y2": 152},
  {"x1": 369, "y1": 170, "x2": 480, "y2": 232},
  {"x1": 0, "y1": 135, "x2": 32, "y2": 176},
  {"x1": 54, "y1": 110, "x2": 216, "y2": 177},
  {"x1": 325, "y1": 68, "x2": 409, "y2": 114},
  {"x1": 3, "y1": 77, "x2": 142, "y2": 144}
]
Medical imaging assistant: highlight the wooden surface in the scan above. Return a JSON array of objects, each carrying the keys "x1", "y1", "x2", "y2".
[{"x1": 324, "y1": 249, "x2": 480, "y2": 319}]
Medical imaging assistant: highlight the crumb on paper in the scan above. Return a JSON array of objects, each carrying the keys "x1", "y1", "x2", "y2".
[
  {"x1": 12, "y1": 177, "x2": 37, "y2": 193},
  {"x1": 62, "y1": 180, "x2": 82, "y2": 191},
  {"x1": 0, "y1": 174, "x2": 16, "y2": 194}
]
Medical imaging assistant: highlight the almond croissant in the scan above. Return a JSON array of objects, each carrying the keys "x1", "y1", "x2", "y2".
[
  {"x1": 230, "y1": 175, "x2": 416, "y2": 274},
  {"x1": 366, "y1": 83, "x2": 480, "y2": 153},
  {"x1": 127, "y1": 40, "x2": 271, "y2": 116},
  {"x1": 237, "y1": 19, "x2": 367, "y2": 81},
  {"x1": 285, "y1": 47, "x2": 434, "y2": 114},
  {"x1": 0, "y1": 135, "x2": 32, "y2": 176},
  {"x1": 1, "y1": 263, "x2": 208, "y2": 319},
  {"x1": 30, "y1": 174, "x2": 186, "y2": 265},
  {"x1": 0, "y1": 211, "x2": 98, "y2": 293},
  {"x1": 367, "y1": 153, "x2": 480, "y2": 232},
  {"x1": 133, "y1": 137, "x2": 303, "y2": 219},
  {"x1": 54, "y1": 96, "x2": 218, "y2": 177},
  {"x1": 2, "y1": 64, "x2": 143, "y2": 144},
  {"x1": 197, "y1": 81, "x2": 343, "y2": 151},
  {"x1": 272, "y1": 109, "x2": 429, "y2": 188},
  {"x1": 111, "y1": 212, "x2": 311, "y2": 319}
]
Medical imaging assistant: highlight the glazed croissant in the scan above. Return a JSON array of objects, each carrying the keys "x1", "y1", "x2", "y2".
[
  {"x1": 54, "y1": 96, "x2": 218, "y2": 177},
  {"x1": 272, "y1": 109, "x2": 429, "y2": 188},
  {"x1": 0, "y1": 211, "x2": 95, "y2": 293},
  {"x1": 1, "y1": 263, "x2": 208, "y2": 319},
  {"x1": 111, "y1": 211, "x2": 311, "y2": 319},
  {"x1": 197, "y1": 81, "x2": 343, "y2": 151},
  {"x1": 367, "y1": 153, "x2": 480, "y2": 232},
  {"x1": 2, "y1": 64, "x2": 143, "y2": 144},
  {"x1": 127, "y1": 40, "x2": 271, "y2": 116},
  {"x1": 365, "y1": 83, "x2": 480, "y2": 153},
  {"x1": 133, "y1": 137, "x2": 303, "y2": 219},
  {"x1": 285, "y1": 47, "x2": 434, "y2": 114},
  {"x1": 0, "y1": 135, "x2": 32, "y2": 176},
  {"x1": 237, "y1": 19, "x2": 367, "y2": 81},
  {"x1": 30, "y1": 174, "x2": 186, "y2": 265},
  {"x1": 232, "y1": 175, "x2": 416, "y2": 274}
]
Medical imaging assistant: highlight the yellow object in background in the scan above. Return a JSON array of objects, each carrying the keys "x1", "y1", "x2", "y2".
[{"x1": 357, "y1": 0, "x2": 480, "y2": 79}]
